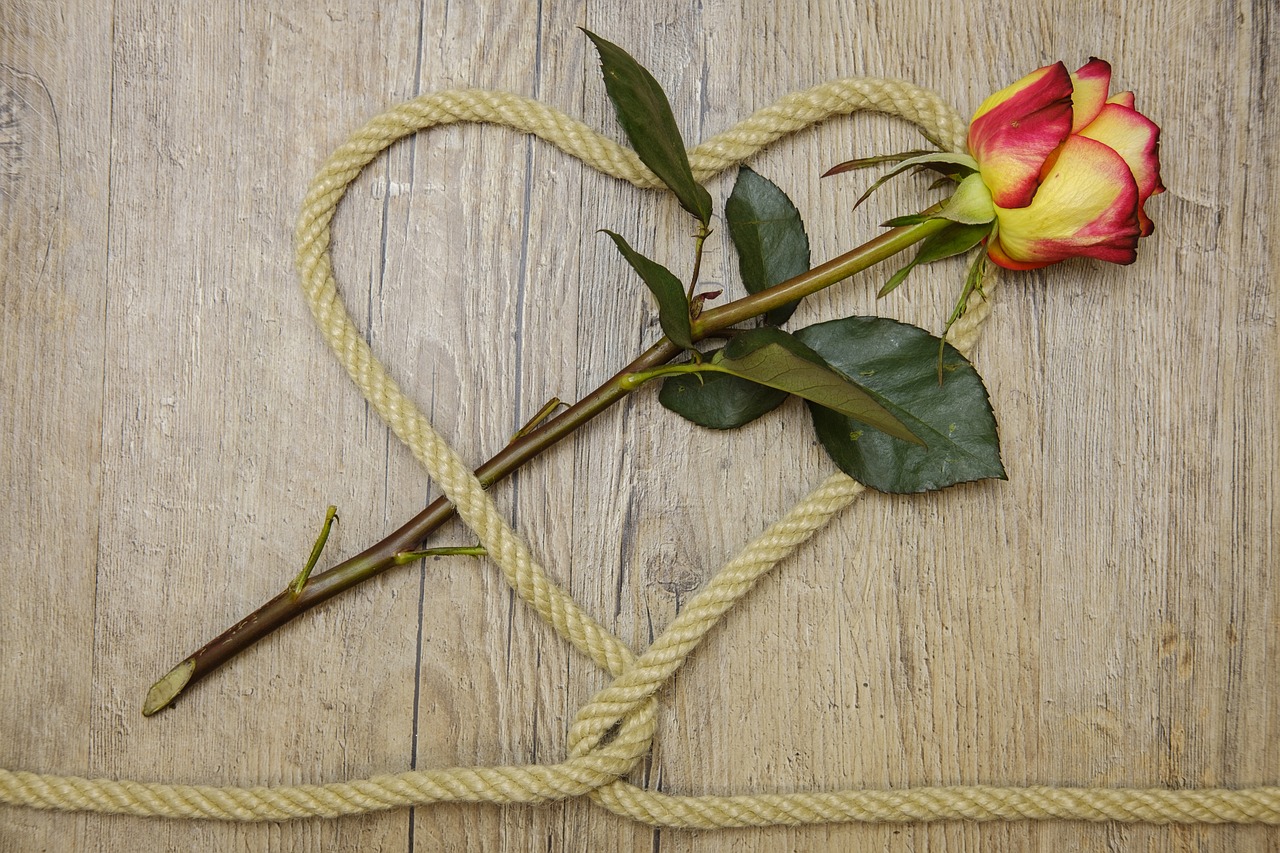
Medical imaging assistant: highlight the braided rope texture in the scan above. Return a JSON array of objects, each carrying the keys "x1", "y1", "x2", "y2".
[{"x1": 3, "y1": 79, "x2": 1277, "y2": 828}]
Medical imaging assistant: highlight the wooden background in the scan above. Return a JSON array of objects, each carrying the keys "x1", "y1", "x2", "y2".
[{"x1": 2, "y1": 0, "x2": 1276, "y2": 849}]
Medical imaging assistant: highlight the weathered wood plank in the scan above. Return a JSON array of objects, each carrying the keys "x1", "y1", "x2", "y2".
[{"x1": 0, "y1": 3, "x2": 114, "y2": 850}]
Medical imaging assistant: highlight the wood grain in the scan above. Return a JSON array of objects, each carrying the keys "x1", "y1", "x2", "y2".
[{"x1": 1, "y1": 0, "x2": 1276, "y2": 849}]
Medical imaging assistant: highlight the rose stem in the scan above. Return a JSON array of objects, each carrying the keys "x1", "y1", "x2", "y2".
[{"x1": 142, "y1": 215, "x2": 948, "y2": 716}]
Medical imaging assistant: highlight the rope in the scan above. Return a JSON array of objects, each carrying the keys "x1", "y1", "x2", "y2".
[{"x1": 3, "y1": 78, "x2": 1275, "y2": 829}]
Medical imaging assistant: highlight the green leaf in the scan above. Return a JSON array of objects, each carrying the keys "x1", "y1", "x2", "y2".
[
  {"x1": 601, "y1": 230, "x2": 693, "y2": 349},
  {"x1": 878, "y1": 221, "x2": 993, "y2": 299},
  {"x1": 938, "y1": 173, "x2": 996, "y2": 224},
  {"x1": 794, "y1": 316, "x2": 1004, "y2": 493},
  {"x1": 583, "y1": 29, "x2": 712, "y2": 225},
  {"x1": 725, "y1": 167, "x2": 810, "y2": 325},
  {"x1": 659, "y1": 352, "x2": 788, "y2": 429},
  {"x1": 710, "y1": 328, "x2": 922, "y2": 445}
]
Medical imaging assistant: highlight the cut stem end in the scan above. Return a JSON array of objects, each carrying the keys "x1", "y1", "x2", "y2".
[{"x1": 142, "y1": 658, "x2": 197, "y2": 717}]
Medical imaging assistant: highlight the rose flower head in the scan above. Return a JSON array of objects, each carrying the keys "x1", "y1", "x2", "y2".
[{"x1": 967, "y1": 58, "x2": 1164, "y2": 270}]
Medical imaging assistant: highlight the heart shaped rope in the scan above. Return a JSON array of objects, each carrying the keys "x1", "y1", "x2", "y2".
[{"x1": 3, "y1": 78, "x2": 1278, "y2": 828}]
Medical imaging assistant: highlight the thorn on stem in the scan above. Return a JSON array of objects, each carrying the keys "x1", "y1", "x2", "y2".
[
  {"x1": 393, "y1": 545, "x2": 488, "y2": 565},
  {"x1": 511, "y1": 397, "x2": 565, "y2": 441},
  {"x1": 289, "y1": 505, "x2": 339, "y2": 597}
]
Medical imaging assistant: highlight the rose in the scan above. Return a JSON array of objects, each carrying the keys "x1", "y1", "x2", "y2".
[{"x1": 967, "y1": 59, "x2": 1164, "y2": 270}]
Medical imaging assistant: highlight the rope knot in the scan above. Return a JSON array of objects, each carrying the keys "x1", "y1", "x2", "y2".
[{"x1": 567, "y1": 689, "x2": 659, "y2": 766}]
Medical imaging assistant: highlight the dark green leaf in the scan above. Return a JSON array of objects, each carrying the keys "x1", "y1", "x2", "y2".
[
  {"x1": 913, "y1": 221, "x2": 993, "y2": 265},
  {"x1": 917, "y1": 128, "x2": 948, "y2": 151},
  {"x1": 881, "y1": 213, "x2": 937, "y2": 227},
  {"x1": 725, "y1": 167, "x2": 810, "y2": 325},
  {"x1": 945, "y1": 250, "x2": 989, "y2": 331},
  {"x1": 850, "y1": 152, "x2": 979, "y2": 212},
  {"x1": 583, "y1": 29, "x2": 712, "y2": 225},
  {"x1": 821, "y1": 150, "x2": 936, "y2": 178},
  {"x1": 877, "y1": 221, "x2": 992, "y2": 299},
  {"x1": 601, "y1": 230, "x2": 693, "y2": 349},
  {"x1": 795, "y1": 316, "x2": 1004, "y2": 493},
  {"x1": 936, "y1": 252, "x2": 992, "y2": 380},
  {"x1": 877, "y1": 263, "x2": 917, "y2": 299},
  {"x1": 659, "y1": 352, "x2": 788, "y2": 429},
  {"x1": 711, "y1": 328, "x2": 922, "y2": 445},
  {"x1": 914, "y1": 160, "x2": 978, "y2": 178}
]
